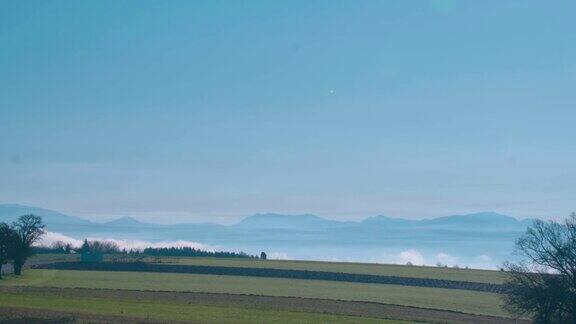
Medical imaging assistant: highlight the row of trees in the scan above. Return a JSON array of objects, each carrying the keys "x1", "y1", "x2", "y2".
[
  {"x1": 79, "y1": 239, "x2": 121, "y2": 254},
  {"x1": 141, "y1": 247, "x2": 257, "y2": 258},
  {"x1": 31, "y1": 239, "x2": 120, "y2": 255},
  {"x1": 0, "y1": 215, "x2": 45, "y2": 278},
  {"x1": 37, "y1": 240, "x2": 258, "y2": 259}
]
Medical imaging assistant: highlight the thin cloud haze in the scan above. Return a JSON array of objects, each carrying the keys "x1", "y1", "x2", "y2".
[{"x1": 1, "y1": 1, "x2": 575, "y2": 223}]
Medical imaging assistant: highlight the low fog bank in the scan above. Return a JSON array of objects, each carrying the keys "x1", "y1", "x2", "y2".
[
  {"x1": 264, "y1": 247, "x2": 502, "y2": 270},
  {"x1": 39, "y1": 231, "x2": 215, "y2": 252},
  {"x1": 6, "y1": 206, "x2": 526, "y2": 270},
  {"x1": 40, "y1": 231, "x2": 505, "y2": 270}
]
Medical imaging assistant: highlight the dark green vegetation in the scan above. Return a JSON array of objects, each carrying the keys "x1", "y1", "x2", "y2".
[
  {"x1": 0, "y1": 215, "x2": 45, "y2": 277},
  {"x1": 0, "y1": 223, "x2": 15, "y2": 279},
  {"x1": 35, "y1": 240, "x2": 258, "y2": 259},
  {"x1": 142, "y1": 246, "x2": 257, "y2": 258}
]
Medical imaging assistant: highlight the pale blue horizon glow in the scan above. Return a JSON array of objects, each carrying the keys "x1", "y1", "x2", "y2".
[{"x1": 1, "y1": 1, "x2": 575, "y2": 224}]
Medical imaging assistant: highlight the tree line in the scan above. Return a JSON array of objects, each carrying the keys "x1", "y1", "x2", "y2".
[
  {"x1": 0, "y1": 214, "x2": 45, "y2": 278},
  {"x1": 33, "y1": 239, "x2": 129, "y2": 255},
  {"x1": 141, "y1": 247, "x2": 256, "y2": 258},
  {"x1": 36, "y1": 239, "x2": 257, "y2": 259}
]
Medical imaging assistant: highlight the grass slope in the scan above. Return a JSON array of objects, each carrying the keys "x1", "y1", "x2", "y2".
[
  {"x1": 151, "y1": 256, "x2": 508, "y2": 284},
  {"x1": 0, "y1": 291, "x2": 402, "y2": 324},
  {"x1": 2, "y1": 269, "x2": 508, "y2": 317},
  {"x1": 30, "y1": 254, "x2": 508, "y2": 284}
]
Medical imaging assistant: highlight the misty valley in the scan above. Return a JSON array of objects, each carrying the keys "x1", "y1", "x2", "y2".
[{"x1": 1, "y1": 204, "x2": 530, "y2": 269}]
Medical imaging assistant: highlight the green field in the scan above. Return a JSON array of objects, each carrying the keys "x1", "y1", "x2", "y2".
[
  {"x1": 2, "y1": 255, "x2": 517, "y2": 323},
  {"x1": 2, "y1": 268, "x2": 507, "y2": 317},
  {"x1": 150, "y1": 256, "x2": 508, "y2": 284},
  {"x1": 30, "y1": 254, "x2": 507, "y2": 284},
  {"x1": 0, "y1": 290, "x2": 403, "y2": 324}
]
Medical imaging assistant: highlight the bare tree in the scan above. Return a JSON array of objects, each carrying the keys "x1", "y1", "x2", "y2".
[
  {"x1": 51, "y1": 240, "x2": 67, "y2": 251},
  {"x1": 81, "y1": 239, "x2": 120, "y2": 254},
  {"x1": 10, "y1": 215, "x2": 45, "y2": 275},
  {"x1": 90, "y1": 240, "x2": 120, "y2": 254},
  {"x1": 503, "y1": 213, "x2": 576, "y2": 323}
]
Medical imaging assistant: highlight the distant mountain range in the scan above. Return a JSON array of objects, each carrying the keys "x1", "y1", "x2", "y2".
[
  {"x1": 0, "y1": 204, "x2": 534, "y2": 268},
  {"x1": 0, "y1": 204, "x2": 532, "y2": 235},
  {"x1": 362, "y1": 212, "x2": 532, "y2": 230}
]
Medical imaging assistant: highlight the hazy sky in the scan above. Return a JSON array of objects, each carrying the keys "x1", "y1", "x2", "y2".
[{"x1": 1, "y1": 1, "x2": 575, "y2": 223}]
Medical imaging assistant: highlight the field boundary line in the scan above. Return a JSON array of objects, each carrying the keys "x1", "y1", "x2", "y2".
[
  {"x1": 0, "y1": 285, "x2": 525, "y2": 323},
  {"x1": 34, "y1": 262, "x2": 506, "y2": 293}
]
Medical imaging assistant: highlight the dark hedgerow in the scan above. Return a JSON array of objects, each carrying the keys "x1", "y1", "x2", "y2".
[{"x1": 141, "y1": 247, "x2": 257, "y2": 259}]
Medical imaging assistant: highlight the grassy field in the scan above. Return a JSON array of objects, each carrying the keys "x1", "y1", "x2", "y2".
[
  {"x1": 1, "y1": 269, "x2": 508, "y2": 317},
  {"x1": 30, "y1": 254, "x2": 507, "y2": 284},
  {"x1": 0, "y1": 289, "x2": 402, "y2": 323},
  {"x1": 8, "y1": 255, "x2": 516, "y2": 322},
  {"x1": 149, "y1": 256, "x2": 508, "y2": 284}
]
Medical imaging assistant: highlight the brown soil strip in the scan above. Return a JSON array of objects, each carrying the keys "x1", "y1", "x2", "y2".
[
  {"x1": 0, "y1": 286, "x2": 528, "y2": 324},
  {"x1": 0, "y1": 306, "x2": 187, "y2": 323}
]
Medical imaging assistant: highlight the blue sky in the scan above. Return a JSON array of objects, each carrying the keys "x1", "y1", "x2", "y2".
[{"x1": 1, "y1": 1, "x2": 575, "y2": 223}]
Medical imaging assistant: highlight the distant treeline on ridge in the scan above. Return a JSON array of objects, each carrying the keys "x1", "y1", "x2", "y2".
[
  {"x1": 33, "y1": 240, "x2": 258, "y2": 259},
  {"x1": 142, "y1": 247, "x2": 256, "y2": 258}
]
